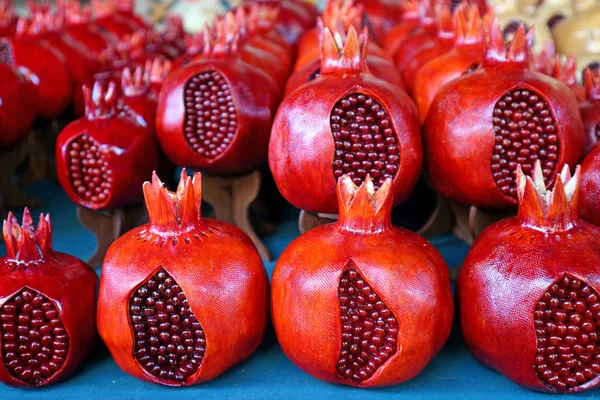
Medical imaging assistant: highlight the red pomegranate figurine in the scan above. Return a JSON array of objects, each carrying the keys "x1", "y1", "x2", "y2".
[
  {"x1": 0, "y1": 209, "x2": 97, "y2": 387},
  {"x1": 272, "y1": 175, "x2": 453, "y2": 387},
  {"x1": 0, "y1": 63, "x2": 36, "y2": 149},
  {"x1": 423, "y1": 21, "x2": 585, "y2": 208},
  {"x1": 97, "y1": 170, "x2": 269, "y2": 386},
  {"x1": 156, "y1": 23, "x2": 279, "y2": 174},
  {"x1": 459, "y1": 161, "x2": 600, "y2": 392},
  {"x1": 270, "y1": 26, "x2": 421, "y2": 214},
  {"x1": 56, "y1": 82, "x2": 159, "y2": 211},
  {"x1": 579, "y1": 144, "x2": 600, "y2": 226},
  {"x1": 413, "y1": 6, "x2": 486, "y2": 121},
  {"x1": 580, "y1": 68, "x2": 600, "y2": 153}
]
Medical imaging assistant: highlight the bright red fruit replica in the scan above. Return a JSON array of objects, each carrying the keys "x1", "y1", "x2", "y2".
[
  {"x1": 423, "y1": 21, "x2": 585, "y2": 208},
  {"x1": 270, "y1": 27, "x2": 421, "y2": 214},
  {"x1": 580, "y1": 68, "x2": 600, "y2": 153},
  {"x1": 156, "y1": 24, "x2": 280, "y2": 174},
  {"x1": 0, "y1": 63, "x2": 35, "y2": 148},
  {"x1": 56, "y1": 82, "x2": 159, "y2": 211},
  {"x1": 97, "y1": 171, "x2": 269, "y2": 386},
  {"x1": 272, "y1": 175, "x2": 453, "y2": 387},
  {"x1": 459, "y1": 162, "x2": 600, "y2": 393},
  {"x1": 0, "y1": 209, "x2": 97, "y2": 387},
  {"x1": 579, "y1": 145, "x2": 600, "y2": 227},
  {"x1": 413, "y1": 6, "x2": 485, "y2": 121}
]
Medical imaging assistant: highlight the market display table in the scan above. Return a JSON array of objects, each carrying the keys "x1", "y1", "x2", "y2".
[{"x1": 0, "y1": 181, "x2": 596, "y2": 399}]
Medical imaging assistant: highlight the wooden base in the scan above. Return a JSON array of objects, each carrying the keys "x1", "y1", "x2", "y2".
[
  {"x1": 201, "y1": 171, "x2": 272, "y2": 262},
  {"x1": 77, "y1": 205, "x2": 148, "y2": 267},
  {"x1": 298, "y1": 211, "x2": 337, "y2": 234},
  {"x1": 19, "y1": 118, "x2": 65, "y2": 186},
  {"x1": 450, "y1": 202, "x2": 516, "y2": 245},
  {"x1": 0, "y1": 140, "x2": 41, "y2": 220}
]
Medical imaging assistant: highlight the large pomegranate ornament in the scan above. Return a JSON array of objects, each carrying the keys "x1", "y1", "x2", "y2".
[
  {"x1": 580, "y1": 68, "x2": 600, "y2": 153},
  {"x1": 270, "y1": 26, "x2": 421, "y2": 214},
  {"x1": 156, "y1": 23, "x2": 279, "y2": 174},
  {"x1": 97, "y1": 170, "x2": 269, "y2": 386},
  {"x1": 413, "y1": 6, "x2": 485, "y2": 121},
  {"x1": 579, "y1": 144, "x2": 600, "y2": 226},
  {"x1": 459, "y1": 161, "x2": 600, "y2": 393},
  {"x1": 272, "y1": 175, "x2": 453, "y2": 387},
  {"x1": 0, "y1": 209, "x2": 97, "y2": 387},
  {"x1": 56, "y1": 82, "x2": 159, "y2": 211},
  {"x1": 423, "y1": 21, "x2": 585, "y2": 208}
]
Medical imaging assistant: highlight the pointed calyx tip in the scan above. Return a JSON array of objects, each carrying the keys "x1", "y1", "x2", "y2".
[
  {"x1": 484, "y1": 18, "x2": 534, "y2": 65},
  {"x1": 454, "y1": 4, "x2": 483, "y2": 46},
  {"x1": 3, "y1": 208, "x2": 53, "y2": 263},
  {"x1": 584, "y1": 67, "x2": 600, "y2": 101},
  {"x1": 320, "y1": 24, "x2": 368, "y2": 75},
  {"x1": 337, "y1": 174, "x2": 393, "y2": 233},
  {"x1": 83, "y1": 81, "x2": 117, "y2": 120}
]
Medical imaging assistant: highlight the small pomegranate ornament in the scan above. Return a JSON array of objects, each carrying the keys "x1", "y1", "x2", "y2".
[
  {"x1": 579, "y1": 144, "x2": 600, "y2": 226},
  {"x1": 97, "y1": 170, "x2": 269, "y2": 386},
  {"x1": 0, "y1": 209, "x2": 97, "y2": 388},
  {"x1": 580, "y1": 68, "x2": 600, "y2": 153},
  {"x1": 413, "y1": 6, "x2": 485, "y2": 121},
  {"x1": 270, "y1": 26, "x2": 421, "y2": 214},
  {"x1": 56, "y1": 82, "x2": 159, "y2": 211},
  {"x1": 272, "y1": 175, "x2": 453, "y2": 387},
  {"x1": 459, "y1": 161, "x2": 600, "y2": 393},
  {"x1": 156, "y1": 23, "x2": 279, "y2": 174},
  {"x1": 423, "y1": 21, "x2": 585, "y2": 208}
]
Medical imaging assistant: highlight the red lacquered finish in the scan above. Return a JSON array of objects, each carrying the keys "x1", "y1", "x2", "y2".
[
  {"x1": 270, "y1": 27, "x2": 421, "y2": 214},
  {"x1": 0, "y1": 63, "x2": 35, "y2": 149},
  {"x1": 423, "y1": 21, "x2": 585, "y2": 208},
  {"x1": 272, "y1": 175, "x2": 453, "y2": 387},
  {"x1": 0, "y1": 209, "x2": 97, "y2": 388},
  {"x1": 382, "y1": 0, "x2": 422, "y2": 56},
  {"x1": 579, "y1": 69, "x2": 600, "y2": 153},
  {"x1": 157, "y1": 23, "x2": 279, "y2": 174},
  {"x1": 459, "y1": 162, "x2": 600, "y2": 393},
  {"x1": 413, "y1": 7, "x2": 486, "y2": 121},
  {"x1": 97, "y1": 171, "x2": 268, "y2": 386},
  {"x1": 56, "y1": 82, "x2": 159, "y2": 211},
  {"x1": 393, "y1": 3, "x2": 437, "y2": 72},
  {"x1": 579, "y1": 145, "x2": 600, "y2": 226}
]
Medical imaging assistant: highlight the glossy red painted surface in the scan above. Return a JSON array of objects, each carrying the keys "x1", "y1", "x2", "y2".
[
  {"x1": 56, "y1": 82, "x2": 159, "y2": 211},
  {"x1": 357, "y1": 0, "x2": 404, "y2": 43},
  {"x1": 270, "y1": 27, "x2": 421, "y2": 214},
  {"x1": 0, "y1": 209, "x2": 97, "y2": 388},
  {"x1": 459, "y1": 163, "x2": 600, "y2": 393},
  {"x1": 97, "y1": 171, "x2": 269, "y2": 386},
  {"x1": 393, "y1": 21, "x2": 437, "y2": 72},
  {"x1": 580, "y1": 69, "x2": 600, "y2": 154},
  {"x1": 579, "y1": 145, "x2": 600, "y2": 226},
  {"x1": 0, "y1": 63, "x2": 35, "y2": 148},
  {"x1": 382, "y1": 0, "x2": 421, "y2": 56},
  {"x1": 423, "y1": 21, "x2": 585, "y2": 208},
  {"x1": 272, "y1": 175, "x2": 453, "y2": 387}
]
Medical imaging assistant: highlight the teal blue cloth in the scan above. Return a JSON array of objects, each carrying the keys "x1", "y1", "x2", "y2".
[{"x1": 0, "y1": 181, "x2": 596, "y2": 399}]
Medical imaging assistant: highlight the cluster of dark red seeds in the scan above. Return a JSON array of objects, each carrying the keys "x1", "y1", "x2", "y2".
[
  {"x1": 67, "y1": 134, "x2": 113, "y2": 205},
  {"x1": 534, "y1": 275, "x2": 600, "y2": 391},
  {"x1": 0, "y1": 42, "x2": 12, "y2": 64},
  {"x1": 331, "y1": 93, "x2": 400, "y2": 188},
  {"x1": 337, "y1": 265, "x2": 399, "y2": 383},
  {"x1": 183, "y1": 70, "x2": 237, "y2": 159},
  {"x1": 129, "y1": 268, "x2": 205, "y2": 384},
  {"x1": 492, "y1": 88, "x2": 559, "y2": 198},
  {"x1": 0, "y1": 289, "x2": 68, "y2": 385}
]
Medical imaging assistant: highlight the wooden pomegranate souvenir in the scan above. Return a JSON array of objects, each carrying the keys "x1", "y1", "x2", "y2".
[
  {"x1": 459, "y1": 162, "x2": 600, "y2": 392},
  {"x1": 97, "y1": 170, "x2": 269, "y2": 386},
  {"x1": 270, "y1": 26, "x2": 422, "y2": 214},
  {"x1": 0, "y1": 209, "x2": 97, "y2": 387},
  {"x1": 423, "y1": 20, "x2": 585, "y2": 209},
  {"x1": 272, "y1": 175, "x2": 453, "y2": 387}
]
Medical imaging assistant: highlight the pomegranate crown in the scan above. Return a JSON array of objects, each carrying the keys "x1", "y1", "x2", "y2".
[
  {"x1": 247, "y1": 2, "x2": 279, "y2": 32},
  {"x1": 337, "y1": 175, "x2": 393, "y2": 233},
  {"x1": 484, "y1": 18, "x2": 534, "y2": 66},
  {"x1": 0, "y1": 0, "x2": 14, "y2": 23},
  {"x1": 3, "y1": 208, "x2": 53, "y2": 263},
  {"x1": 531, "y1": 40, "x2": 555, "y2": 75},
  {"x1": 143, "y1": 170, "x2": 203, "y2": 235},
  {"x1": 320, "y1": 25, "x2": 369, "y2": 75},
  {"x1": 454, "y1": 5, "x2": 485, "y2": 46},
  {"x1": 146, "y1": 57, "x2": 172, "y2": 86},
  {"x1": 199, "y1": 17, "x2": 241, "y2": 57},
  {"x1": 551, "y1": 54, "x2": 577, "y2": 88},
  {"x1": 436, "y1": 2, "x2": 454, "y2": 38},
  {"x1": 60, "y1": 1, "x2": 92, "y2": 25},
  {"x1": 121, "y1": 66, "x2": 149, "y2": 96},
  {"x1": 322, "y1": 0, "x2": 364, "y2": 32},
  {"x1": 164, "y1": 14, "x2": 184, "y2": 38},
  {"x1": 517, "y1": 161, "x2": 581, "y2": 231},
  {"x1": 16, "y1": 14, "x2": 46, "y2": 37},
  {"x1": 584, "y1": 67, "x2": 600, "y2": 101},
  {"x1": 83, "y1": 81, "x2": 117, "y2": 120}
]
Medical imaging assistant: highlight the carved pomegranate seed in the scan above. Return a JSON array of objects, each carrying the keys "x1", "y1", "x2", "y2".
[
  {"x1": 130, "y1": 268, "x2": 205, "y2": 383},
  {"x1": 331, "y1": 94, "x2": 399, "y2": 188},
  {"x1": 337, "y1": 264, "x2": 399, "y2": 383},
  {"x1": 183, "y1": 71, "x2": 237, "y2": 159},
  {"x1": 492, "y1": 89, "x2": 559, "y2": 198},
  {"x1": 67, "y1": 134, "x2": 113, "y2": 206},
  {"x1": 534, "y1": 275, "x2": 600, "y2": 390}
]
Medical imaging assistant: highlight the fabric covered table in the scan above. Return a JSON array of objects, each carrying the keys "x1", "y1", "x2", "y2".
[{"x1": 0, "y1": 181, "x2": 597, "y2": 399}]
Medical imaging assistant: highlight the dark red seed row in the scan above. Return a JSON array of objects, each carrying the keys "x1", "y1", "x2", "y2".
[
  {"x1": 0, "y1": 288, "x2": 68, "y2": 385},
  {"x1": 337, "y1": 265, "x2": 399, "y2": 383},
  {"x1": 534, "y1": 275, "x2": 600, "y2": 391},
  {"x1": 67, "y1": 134, "x2": 113, "y2": 205},
  {"x1": 183, "y1": 70, "x2": 237, "y2": 159},
  {"x1": 129, "y1": 268, "x2": 205, "y2": 384},
  {"x1": 492, "y1": 89, "x2": 559, "y2": 198},
  {"x1": 0, "y1": 42, "x2": 12, "y2": 65},
  {"x1": 331, "y1": 93, "x2": 400, "y2": 188}
]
